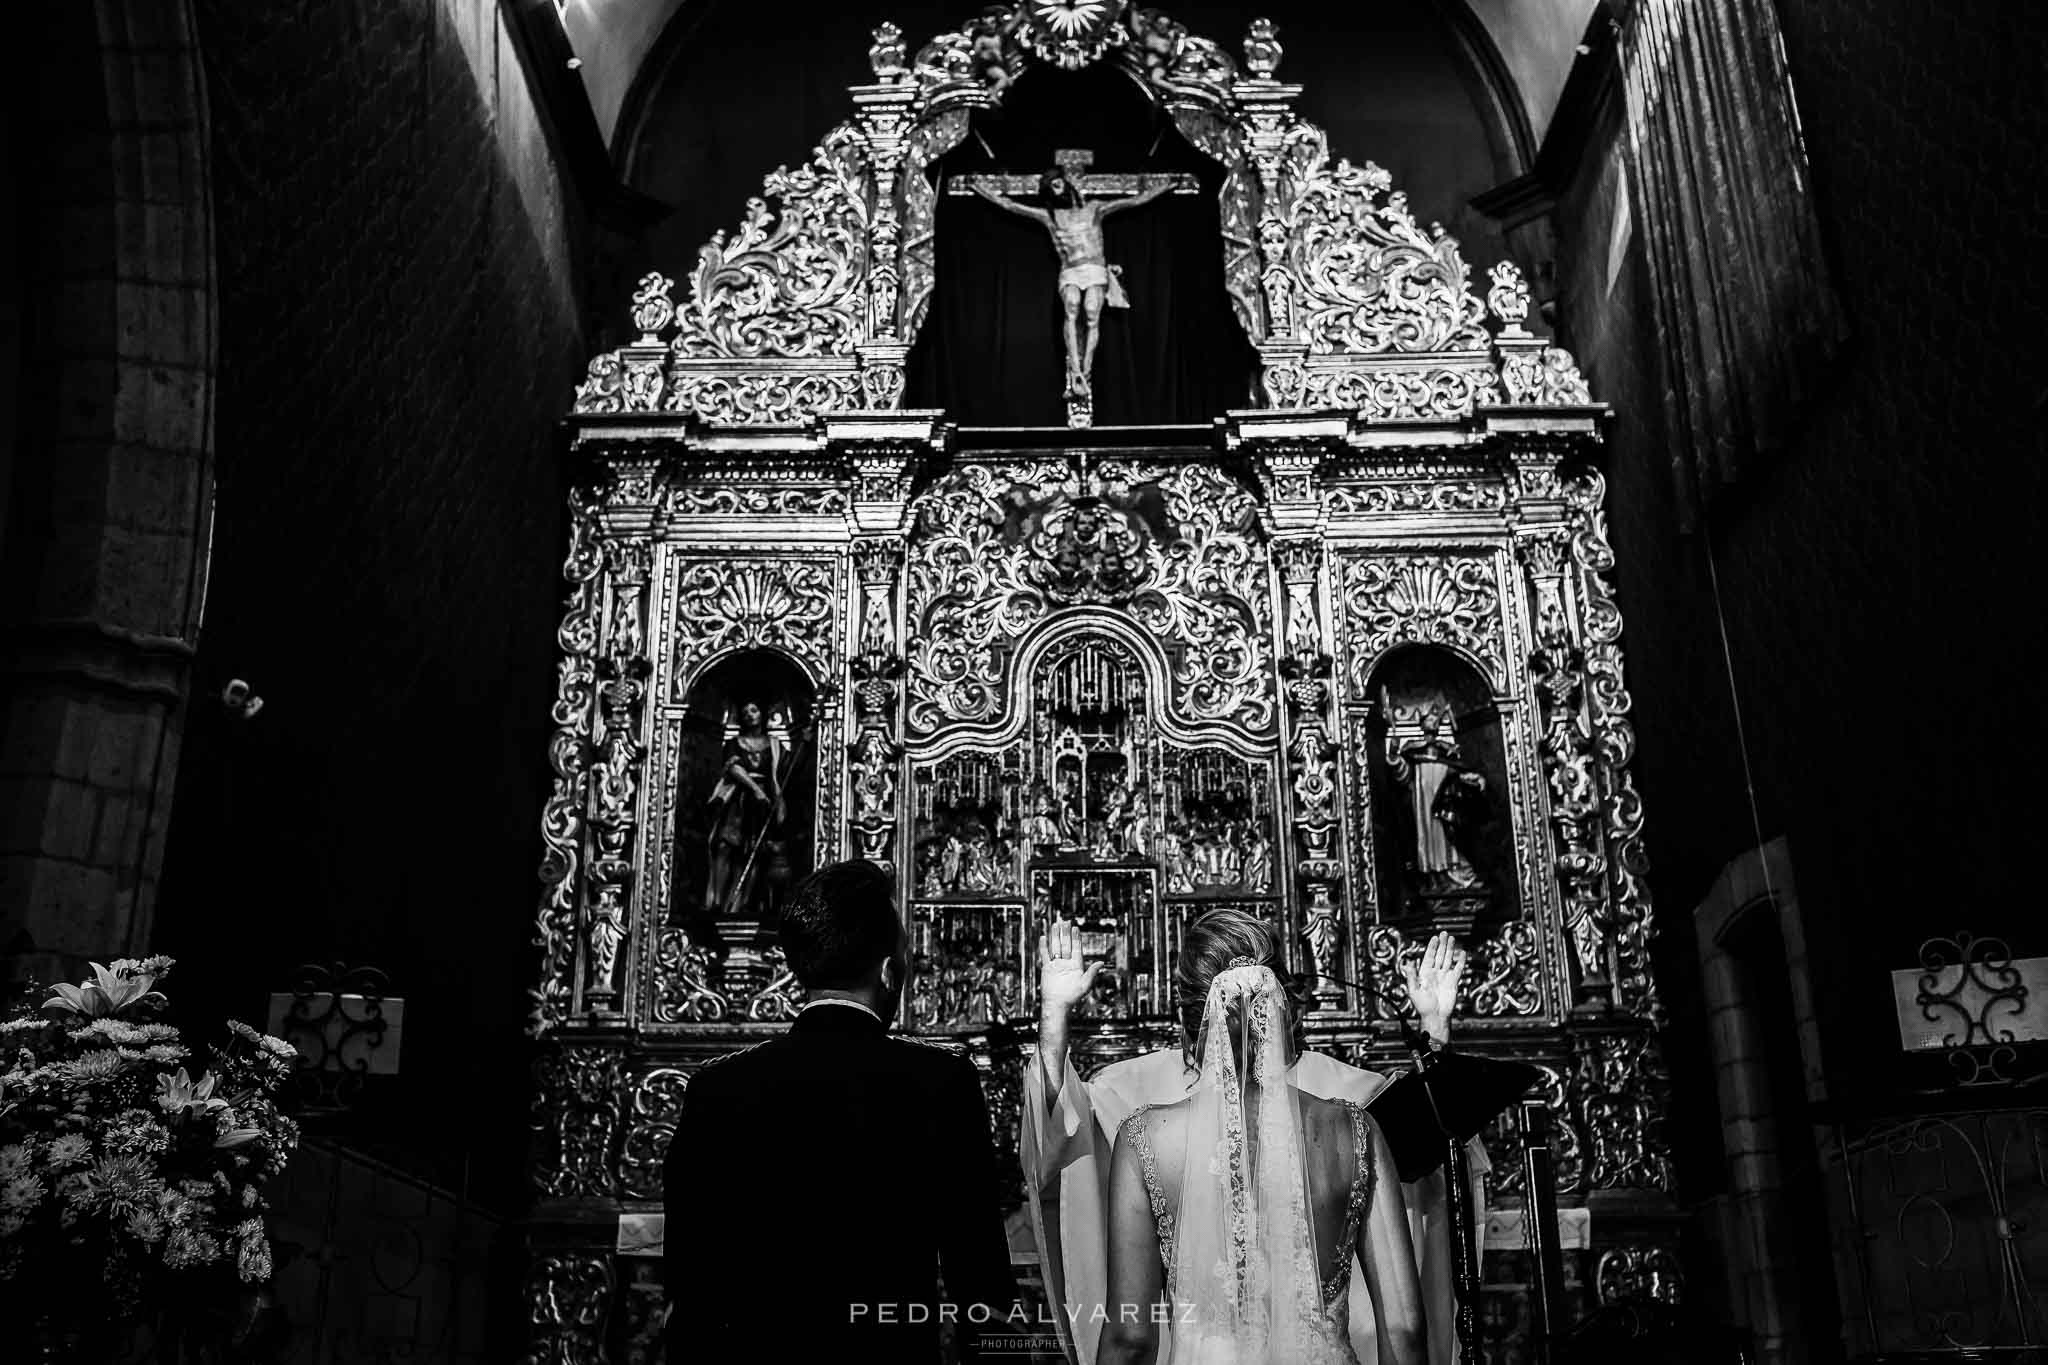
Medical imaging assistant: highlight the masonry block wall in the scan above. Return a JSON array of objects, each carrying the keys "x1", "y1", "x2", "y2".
[
  {"x1": 1547, "y1": 0, "x2": 2048, "y2": 1340},
  {"x1": 153, "y1": 0, "x2": 589, "y2": 1214}
]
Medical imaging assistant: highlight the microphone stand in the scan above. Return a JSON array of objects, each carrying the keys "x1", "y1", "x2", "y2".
[{"x1": 1400, "y1": 1017, "x2": 1482, "y2": 1365}]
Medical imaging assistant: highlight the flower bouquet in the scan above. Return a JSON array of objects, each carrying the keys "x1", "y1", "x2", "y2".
[{"x1": 0, "y1": 957, "x2": 299, "y2": 1357}]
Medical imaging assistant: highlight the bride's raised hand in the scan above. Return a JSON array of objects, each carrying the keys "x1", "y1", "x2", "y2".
[{"x1": 1038, "y1": 917, "x2": 1101, "y2": 1018}]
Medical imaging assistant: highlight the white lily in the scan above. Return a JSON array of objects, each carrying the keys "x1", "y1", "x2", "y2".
[
  {"x1": 155, "y1": 1067, "x2": 230, "y2": 1118},
  {"x1": 44, "y1": 962, "x2": 167, "y2": 1018}
]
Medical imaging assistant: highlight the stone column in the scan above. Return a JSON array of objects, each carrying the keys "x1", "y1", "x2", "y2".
[{"x1": 1, "y1": 0, "x2": 216, "y2": 984}]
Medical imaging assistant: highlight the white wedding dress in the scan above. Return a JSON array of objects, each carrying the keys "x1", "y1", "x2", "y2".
[
  {"x1": 1105, "y1": 964, "x2": 1428, "y2": 1365},
  {"x1": 1019, "y1": 1003, "x2": 1487, "y2": 1364}
]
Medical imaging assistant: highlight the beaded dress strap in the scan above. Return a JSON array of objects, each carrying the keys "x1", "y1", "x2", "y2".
[
  {"x1": 1323, "y1": 1099, "x2": 1377, "y2": 1308},
  {"x1": 1121, "y1": 1107, "x2": 1177, "y2": 1278}
]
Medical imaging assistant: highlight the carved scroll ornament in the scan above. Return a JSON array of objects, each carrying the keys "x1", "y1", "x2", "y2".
[
  {"x1": 530, "y1": 494, "x2": 605, "y2": 1036},
  {"x1": 1275, "y1": 143, "x2": 1490, "y2": 356},
  {"x1": 1566, "y1": 473, "x2": 1658, "y2": 1022},
  {"x1": 669, "y1": 558, "x2": 841, "y2": 696},
  {"x1": 567, "y1": 6, "x2": 1598, "y2": 432},
  {"x1": 1339, "y1": 553, "x2": 1510, "y2": 696},
  {"x1": 904, "y1": 461, "x2": 1274, "y2": 737},
  {"x1": 523, "y1": 1252, "x2": 613, "y2": 1365}
]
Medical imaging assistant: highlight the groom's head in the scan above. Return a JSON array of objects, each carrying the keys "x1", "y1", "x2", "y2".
[{"x1": 779, "y1": 859, "x2": 907, "y2": 1017}]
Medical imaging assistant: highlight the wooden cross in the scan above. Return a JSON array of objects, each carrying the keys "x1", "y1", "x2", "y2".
[{"x1": 948, "y1": 147, "x2": 1198, "y2": 200}]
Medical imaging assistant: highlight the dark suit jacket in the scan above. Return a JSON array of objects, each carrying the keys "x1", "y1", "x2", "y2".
[{"x1": 663, "y1": 1002, "x2": 1019, "y2": 1363}]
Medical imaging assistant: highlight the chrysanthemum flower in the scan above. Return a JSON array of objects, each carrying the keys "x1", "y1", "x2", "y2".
[
  {"x1": 234, "y1": 1218, "x2": 273, "y2": 1282},
  {"x1": 0, "y1": 1145, "x2": 31, "y2": 1180},
  {"x1": 57, "y1": 1049, "x2": 127, "y2": 1083},
  {"x1": 89, "y1": 1154, "x2": 156, "y2": 1217},
  {"x1": 163, "y1": 1226, "x2": 221, "y2": 1269},
  {"x1": 44, "y1": 1134, "x2": 91, "y2": 1168},
  {"x1": 70, "y1": 1019, "x2": 147, "y2": 1046},
  {"x1": 0, "y1": 1174, "x2": 46, "y2": 1211},
  {"x1": 105, "y1": 1112, "x2": 170, "y2": 1158}
]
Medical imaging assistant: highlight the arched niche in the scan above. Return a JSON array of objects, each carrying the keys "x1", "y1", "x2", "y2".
[
  {"x1": 1362, "y1": 645, "x2": 1519, "y2": 939},
  {"x1": 669, "y1": 649, "x2": 817, "y2": 944}
]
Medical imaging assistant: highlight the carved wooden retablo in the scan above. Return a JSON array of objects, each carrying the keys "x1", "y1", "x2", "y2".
[{"x1": 527, "y1": 7, "x2": 1674, "y2": 1361}]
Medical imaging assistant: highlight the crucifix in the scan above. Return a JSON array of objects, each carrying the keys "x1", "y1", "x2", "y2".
[{"x1": 950, "y1": 149, "x2": 1197, "y2": 425}]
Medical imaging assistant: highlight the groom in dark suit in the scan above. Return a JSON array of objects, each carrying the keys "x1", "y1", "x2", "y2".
[{"x1": 663, "y1": 859, "x2": 1020, "y2": 1362}]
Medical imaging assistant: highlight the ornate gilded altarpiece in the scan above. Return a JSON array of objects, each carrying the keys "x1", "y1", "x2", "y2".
[{"x1": 525, "y1": 6, "x2": 1675, "y2": 1361}]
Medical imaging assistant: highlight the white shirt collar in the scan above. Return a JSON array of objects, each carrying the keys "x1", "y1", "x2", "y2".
[{"x1": 799, "y1": 997, "x2": 881, "y2": 1023}]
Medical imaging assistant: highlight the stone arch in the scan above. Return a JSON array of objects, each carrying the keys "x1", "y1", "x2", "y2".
[{"x1": 2, "y1": 0, "x2": 217, "y2": 980}]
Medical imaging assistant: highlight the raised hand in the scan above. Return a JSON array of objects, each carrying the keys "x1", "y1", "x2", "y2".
[
  {"x1": 1400, "y1": 931, "x2": 1468, "y2": 1045},
  {"x1": 1038, "y1": 917, "x2": 1101, "y2": 1019}
]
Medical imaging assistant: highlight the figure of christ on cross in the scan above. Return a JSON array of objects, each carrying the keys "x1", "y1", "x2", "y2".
[{"x1": 970, "y1": 160, "x2": 1177, "y2": 400}]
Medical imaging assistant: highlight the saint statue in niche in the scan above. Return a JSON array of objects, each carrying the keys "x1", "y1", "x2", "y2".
[
  {"x1": 703, "y1": 698, "x2": 789, "y2": 920},
  {"x1": 970, "y1": 164, "x2": 1171, "y2": 398},
  {"x1": 1383, "y1": 699, "x2": 1487, "y2": 890}
]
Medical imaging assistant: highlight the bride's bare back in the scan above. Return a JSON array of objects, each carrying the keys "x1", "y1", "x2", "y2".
[{"x1": 1102, "y1": 1086, "x2": 1427, "y2": 1365}]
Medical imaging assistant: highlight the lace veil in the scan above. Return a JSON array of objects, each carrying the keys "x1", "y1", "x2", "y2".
[{"x1": 1168, "y1": 958, "x2": 1333, "y2": 1361}]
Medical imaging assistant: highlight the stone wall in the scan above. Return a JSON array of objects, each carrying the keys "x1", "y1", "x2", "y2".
[
  {"x1": 1555, "y1": 0, "x2": 2046, "y2": 1135},
  {"x1": 1548, "y1": 2, "x2": 2046, "y2": 1355}
]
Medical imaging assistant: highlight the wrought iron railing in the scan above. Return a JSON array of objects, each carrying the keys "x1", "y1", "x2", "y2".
[{"x1": 1832, "y1": 1100, "x2": 2048, "y2": 1357}]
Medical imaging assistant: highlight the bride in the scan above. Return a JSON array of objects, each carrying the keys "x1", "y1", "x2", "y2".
[{"x1": 1097, "y1": 923, "x2": 1427, "y2": 1365}]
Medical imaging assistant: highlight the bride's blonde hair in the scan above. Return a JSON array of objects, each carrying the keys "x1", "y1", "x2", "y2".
[{"x1": 1175, "y1": 908, "x2": 1297, "y2": 1071}]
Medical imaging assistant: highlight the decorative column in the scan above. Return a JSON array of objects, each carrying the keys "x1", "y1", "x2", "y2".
[
  {"x1": 1491, "y1": 260, "x2": 1624, "y2": 1017},
  {"x1": 1515, "y1": 527, "x2": 1613, "y2": 1014},
  {"x1": 851, "y1": 25, "x2": 919, "y2": 410},
  {"x1": 1565, "y1": 468, "x2": 1658, "y2": 1023},
  {"x1": 1260, "y1": 434, "x2": 1348, "y2": 1010},
  {"x1": 1236, "y1": 21, "x2": 1307, "y2": 407},
  {"x1": 825, "y1": 411, "x2": 943, "y2": 885},
  {"x1": 848, "y1": 537, "x2": 906, "y2": 866},
  {"x1": 581, "y1": 464, "x2": 660, "y2": 1017}
]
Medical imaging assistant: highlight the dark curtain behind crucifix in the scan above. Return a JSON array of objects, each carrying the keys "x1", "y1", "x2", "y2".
[{"x1": 904, "y1": 66, "x2": 1256, "y2": 427}]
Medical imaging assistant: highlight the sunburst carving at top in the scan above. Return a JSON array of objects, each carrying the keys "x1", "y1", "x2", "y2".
[{"x1": 1018, "y1": 0, "x2": 1128, "y2": 69}]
